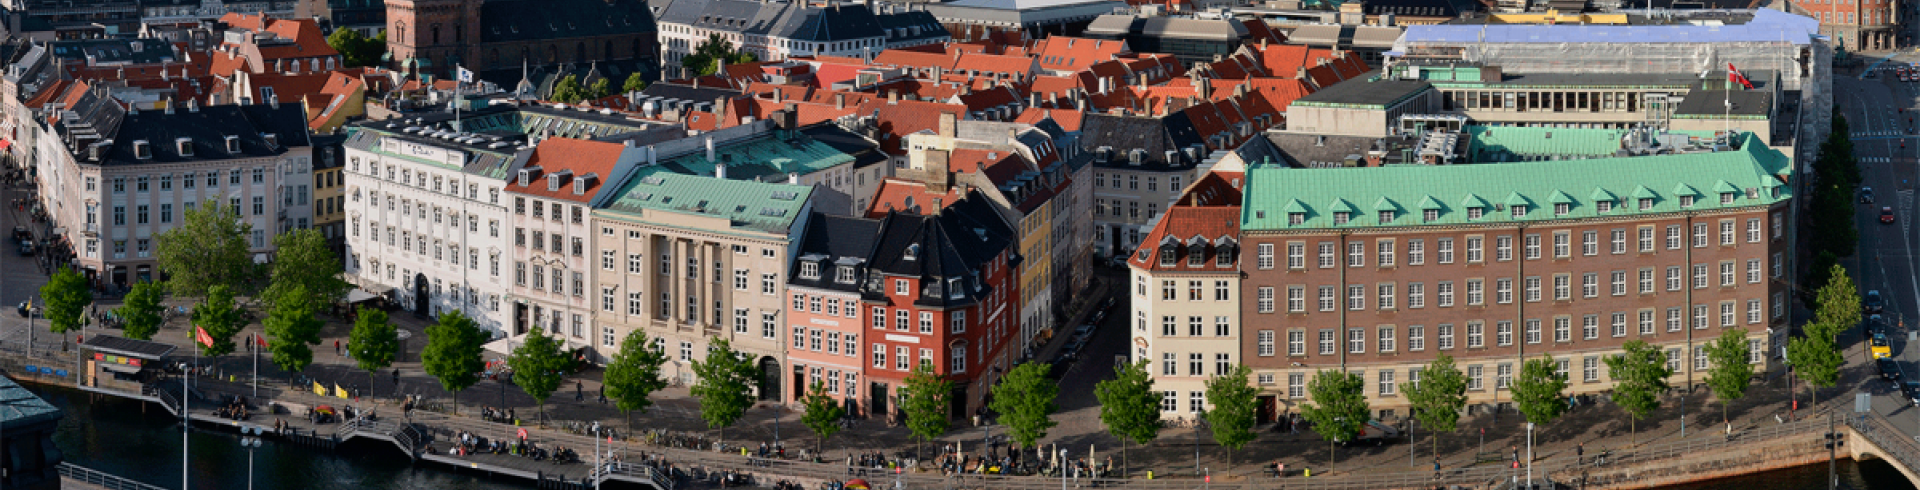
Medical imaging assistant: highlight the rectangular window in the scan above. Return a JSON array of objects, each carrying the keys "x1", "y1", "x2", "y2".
[
  {"x1": 1438, "y1": 238, "x2": 1455, "y2": 264},
  {"x1": 1348, "y1": 328, "x2": 1366, "y2": 354},
  {"x1": 1408, "y1": 239, "x2": 1425, "y2": 265},
  {"x1": 1668, "y1": 307, "x2": 1684, "y2": 332},
  {"x1": 1582, "y1": 231, "x2": 1598, "y2": 256},
  {"x1": 1377, "y1": 283, "x2": 1395, "y2": 310},
  {"x1": 1496, "y1": 236, "x2": 1513, "y2": 261},
  {"x1": 1553, "y1": 274, "x2": 1570, "y2": 300},
  {"x1": 1377, "y1": 240, "x2": 1395, "y2": 267},
  {"x1": 1668, "y1": 266, "x2": 1683, "y2": 291},
  {"x1": 1552, "y1": 232, "x2": 1569, "y2": 258},
  {"x1": 1286, "y1": 286, "x2": 1305, "y2": 312},
  {"x1": 1408, "y1": 282, "x2": 1425, "y2": 309},
  {"x1": 1466, "y1": 279, "x2": 1484, "y2": 306},
  {"x1": 1609, "y1": 271, "x2": 1625, "y2": 296},
  {"x1": 1523, "y1": 234, "x2": 1540, "y2": 260},
  {"x1": 1378, "y1": 326, "x2": 1395, "y2": 352},
  {"x1": 1348, "y1": 242, "x2": 1365, "y2": 267},
  {"x1": 1749, "y1": 299, "x2": 1763, "y2": 324},
  {"x1": 1257, "y1": 287, "x2": 1275, "y2": 313},
  {"x1": 1287, "y1": 330, "x2": 1305, "y2": 356},
  {"x1": 1438, "y1": 324, "x2": 1455, "y2": 350},
  {"x1": 1611, "y1": 229, "x2": 1626, "y2": 254},
  {"x1": 1640, "y1": 310, "x2": 1656, "y2": 335},
  {"x1": 1258, "y1": 330, "x2": 1275, "y2": 356},
  {"x1": 1318, "y1": 242, "x2": 1336, "y2": 268},
  {"x1": 1318, "y1": 286, "x2": 1336, "y2": 311},
  {"x1": 1408, "y1": 325, "x2": 1425, "y2": 351},
  {"x1": 1497, "y1": 321, "x2": 1515, "y2": 346},
  {"x1": 1639, "y1": 227, "x2": 1655, "y2": 252},
  {"x1": 1468, "y1": 365, "x2": 1484, "y2": 391},
  {"x1": 1524, "y1": 277, "x2": 1541, "y2": 302},
  {"x1": 1721, "y1": 261, "x2": 1737, "y2": 286},
  {"x1": 1289, "y1": 374, "x2": 1305, "y2": 398},
  {"x1": 1466, "y1": 237, "x2": 1484, "y2": 263},
  {"x1": 1257, "y1": 243, "x2": 1275, "y2": 269},
  {"x1": 1319, "y1": 329, "x2": 1336, "y2": 355},
  {"x1": 1348, "y1": 285, "x2": 1366, "y2": 310},
  {"x1": 1286, "y1": 243, "x2": 1304, "y2": 269},
  {"x1": 1496, "y1": 364, "x2": 1512, "y2": 390}
]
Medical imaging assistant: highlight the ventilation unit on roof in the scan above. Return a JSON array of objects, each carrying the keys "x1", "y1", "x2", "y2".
[
  {"x1": 771, "y1": 191, "x2": 799, "y2": 201},
  {"x1": 641, "y1": 176, "x2": 665, "y2": 185}
]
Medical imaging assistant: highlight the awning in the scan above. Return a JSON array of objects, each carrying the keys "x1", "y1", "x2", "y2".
[
  {"x1": 0, "y1": 139, "x2": 14, "y2": 151},
  {"x1": 344, "y1": 289, "x2": 381, "y2": 304},
  {"x1": 483, "y1": 337, "x2": 518, "y2": 358},
  {"x1": 100, "y1": 362, "x2": 141, "y2": 374}
]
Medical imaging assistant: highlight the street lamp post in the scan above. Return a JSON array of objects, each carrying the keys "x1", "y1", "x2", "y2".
[
  {"x1": 1059, "y1": 449, "x2": 1069, "y2": 490},
  {"x1": 239, "y1": 426, "x2": 265, "y2": 490}
]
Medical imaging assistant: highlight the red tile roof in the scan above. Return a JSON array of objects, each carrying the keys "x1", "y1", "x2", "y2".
[
  {"x1": 1030, "y1": 36, "x2": 1129, "y2": 73},
  {"x1": 1175, "y1": 171, "x2": 1244, "y2": 206},
  {"x1": 507, "y1": 138, "x2": 628, "y2": 203},
  {"x1": 865, "y1": 178, "x2": 964, "y2": 217},
  {"x1": 1012, "y1": 107, "x2": 1084, "y2": 132},
  {"x1": 1126, "y1": 205, "x2": 1241, "y2": 271},
  {"x1": 851, "y1": 99, "x2": 969, "y2": 155}
]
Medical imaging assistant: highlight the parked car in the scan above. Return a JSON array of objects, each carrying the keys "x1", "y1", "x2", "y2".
[
  {"x1": 1902, "y1": 381, "x2": 1920, "y2": 407},
  {"x1": 16, "y1": 240, "x2": 32, "y2": 256},
  {"x1": 1869, "y1": 314, "x2": 1889, "y2": 337},
  {"x1": 1863, "y1": 187, "x2": 1876, "y2": 203},
  {"x1": 1883, "y1": 207, "x2": 1897, "y2": 224},
  {"x1": 9, "y1": 226, "x2": 27, "y2": 242},
  {"x1": 1072, "y1": 323, "x2": 1096, "y2": 340},
  {"x1": 1867, "y1": 290, "x2": 1887, "y2": 313},
  {"x1": 1880, "y1": 358, "x2": 1903, "y2": 382},
  {"x1": 1874, "y1": 332, "x2": 1893, "y2": 359}
]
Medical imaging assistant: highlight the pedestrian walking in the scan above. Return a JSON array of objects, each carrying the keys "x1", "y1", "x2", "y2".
[
  {"x1": 335, "y1": 340, "x2": 341, "y2": 356},
  {"x1": 598, "y1": 385, "x2": 606, "y2": 404},
  {"x1": 1577, "y1": 443, "x2": 1585, "y2": 465},
  {"x1": 575, "y1": 381, "x2": 584, "y2": 402}
]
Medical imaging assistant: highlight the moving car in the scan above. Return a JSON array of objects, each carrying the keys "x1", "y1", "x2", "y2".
[
  {"x1": 1873, "y1": 332, "x2": 1893, "y2": 359},
  {"x1": 1864, "y1": 187, "x2": 1876, "y2": 203},
  {"x1": 1880, "y1": 358, "x2": 1903, "y2": 382},
  {"x1": 1869, "y1": 314, "x2": 1889, "y2": 336},
  {"x1": 15, "y1": 240, "x2": 32, "y2": 256},
  {"x1": 1867, "y1": 290, "x2": 1887, "y2": 313},
  {"x1": 1884, "y1": 207, "x2": 1898, "y2": 224},
  {"x1": 9, "y1": 226, "x2": 27, "y2": 242},
  {"x1": 1071, "y1": 323, "x2": 1096, "y2": 341},
  {"x1": 1903, "y1": 381, "x2": 1920, "y2": 407}
]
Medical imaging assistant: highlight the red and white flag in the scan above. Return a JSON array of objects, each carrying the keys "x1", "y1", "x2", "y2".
[
  {"x1": 1727, "y1": 63, "x2": 1754, "y2": 90},
  {"x1": 194, "y1": 326, "x2": 215, "y2": 347},
  {"x1": 256, "y1": 334, "x2": 269, "y2": 349}
]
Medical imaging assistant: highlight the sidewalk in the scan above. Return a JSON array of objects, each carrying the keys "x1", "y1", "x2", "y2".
[{"x1": 63, "y1": 279, "x2": 1874, "y2": 484}]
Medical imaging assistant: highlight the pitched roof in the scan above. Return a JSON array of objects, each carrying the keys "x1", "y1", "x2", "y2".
[
  {"x1": 790, "y1": 212, "x2": 883, "y2": 293},
  {"x1": 480, "y1": 0, "x2": 657, "y2": 43},
  {"x1": 1241, "y1": 133, "x2": 1793, "y2": 230},
  {"x1": 1013, "y1": 107, "x2": 1084, "y2": 132},
  {"x1": 599, "y1": 171, "x2": 812, "y2": 234},
  {"x1": 505, "y1": 137, "x2": 629, "y2": 203},
  {"x1": 1127, "y1": 205, "x2": 1240, "y2": 271}
]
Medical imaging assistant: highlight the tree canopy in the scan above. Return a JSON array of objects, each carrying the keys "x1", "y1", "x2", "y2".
[
  {"x1": 1406, "y1": 353, "x2": 1468, "y2": 455},
  {"x1": 263, "y1": 229, "x2": 349, "y2": 310},
  {"x1": 264, "y1": 284, "x2": 324, "y2": 378},
  {"x1": 1094, "y1": 360, "x2": 1161, "y2": 477},
  {"x1": 191, "y1": 285, "x2": 245, "y2": 357},
  {"x1": 1705, "y1": 328, "x2": 1756, "y2": 425},
  {"x1": 681, "y1": 34, "x2": 757, "y2": 77},
  {"x1": 800, "y1": 381, "x2": 846, "y2": 456},
  {"x1": 156, "y1": 199, "x2": 257, "y2": 298},
  {"x1": 989, "y1": 362, "x2": 1059, "y2": 450},
  {"x1": 39, "y1": 268, "x2": 91, "y2": 334},
  {"x1": 1606, "y1": 340, "x2": 1673, "y2": 444},
  {"x1": 689, "y1": 337, "x2": 759, "y2": 437},
  {"x1": 604, "y1": 330, "x2": 669, "y2": 431},
  {"x1": 421, "y1": 310, "x2": 487, "y2": 415},
  {"x1": 1300, "y1": 369, "x2": 1368, "y2": 472},
  {"x1": 326, "y1": 28, "x2": 386, "y2": 67},
  {"x1": 508, "y1": 327, "x2": 570, "y2": 422},
  {"x1": 623, "y1": 72, "x2": 649, "y2": 93},
  {"x1": 348, "y1": 304, "x2": 399, "y2": 397},
  {"x1": 901, "y1": 362, "x2": 951, "y2": 456},
  {"x1": 1510, "y1": 354, "x2": 1569, "y2": 425},
  {"x1": 1204, "y1": 365, "x2": 1259, "y2": 475},
  {"x1": 116, "y1": 280, "x2": 164, "y2": 341}
]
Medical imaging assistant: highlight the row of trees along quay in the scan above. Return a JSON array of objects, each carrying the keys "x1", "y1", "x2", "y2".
[{"x1": 26, "y1": 177, "x2": 1859, "y2": 481}]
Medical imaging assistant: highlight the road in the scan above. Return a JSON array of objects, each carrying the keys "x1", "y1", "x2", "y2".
[{"x1": 1840, "y1": 61, "x2": 1920, "y2": 445}]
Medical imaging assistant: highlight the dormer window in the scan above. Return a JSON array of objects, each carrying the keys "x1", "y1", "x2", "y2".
[
  {"x1": 1333, "y1": 212, "x2": 1350, "y2": 225},
  {"x1": 262, "y1": 133, "x2": 277, "y2": 148},
  {"x1": 1720, "y1": 192, "x2": 1735, "y2": 204},
  {"x1": 1597, "y1": 200, "x2": 1613, "y2": 213},
  {"x1": 904, "y1": 244, "x2": 919, "y2": 261},
  {"x1": 1422, "y1": 209, "x2": 1438, "y2": 222},
  {"x1": 947, "y1": 278, "x2": 964, "y2": 299},
  {"x1": 800, "y1": 261, "x2": 820, "y2": 280},
  {"x1": 1510, "y1": 205, "x2": 1526, "y2": 218},
  {"x1": 133, "y1": 140, "x2": 151, "y2": 159},
  {"x1": 519, "y1": 169, "x2": 534, "y2": 186},
  {"x1": 1158, "y1": 247, "x2": 1175, "y2": 266},
  {"x1": 1186, "y1": 244, "x2": 1205, "y2": 266},
  {"x1": 835, "y1": 265, "x2": 856, "y2": 284},
  {"x1": 1214, "y1": 245, "x2": 1234, "y2": 266},
  {"x1": 1378, "y1": 210, "x2": 1394, "y2": 223},
  {"x1": 1553, "y1": 203, "x2": 1569, "y2": 216},
  {"x1": 1638, "y1": 198, "x2": 1653, "y2": 210},
  {"x1": 1288, "y1": 212, "x2": 1304, "y2": 225},
  {"x1": 175, "y1": 137, "x2": 193, "y2": 156},
  {"x1": 1679, "y1": 195, "x2": 1694, "y2": 208},
  {"x1": 1467, "y1": 207, "x2": 1484, "y2": 220},
  {"x1": 224, "y1": 135, "x2": 240, "y2": 153},
  {"x1": 547, "y1": 174, "x2": 561, "y2": 192}
]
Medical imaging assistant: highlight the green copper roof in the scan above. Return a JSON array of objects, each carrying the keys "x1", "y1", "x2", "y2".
[
  {"x1": 0, "y1": 375, "x2": 61, "y2": 428},
  {"x1": 1589, "y1": 187, "x2": 1617, "y2": 202},
  {"x1": 639, "y1": 134, "x2": 856, "y2": 183},
  {"x1": 596, "y1": 172, "x2": 812, "y2": 235},
  {"x1": 1463, "y1": 126, "x2": 1725, "y2": 163},
  {"x1": 1243, "y1": 133, "x2": 1792, "y2": 230},
  {"x1": 1416, "y1": 195, "x2": 1443, "y2": 210}
]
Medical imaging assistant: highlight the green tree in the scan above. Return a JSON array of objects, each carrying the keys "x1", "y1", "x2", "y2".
[
  {"x1": 348, "y1": 305, "x2": 398, "y2": 400},
  {"x1": 363, "y1": 32, "x2": 387, "y2": 68},
  {"x1": 421, "y1": 310, "x2": 486, "y2": 415},
  {"x1": 262, "y1": 229, "x2": 349, "y2": 310},
  {"x1": 1299, "y1": 369, "x2": 1368, "y2": 473},
  {"x1": 116, "y1": 280, "x2": 165, "y2": 341},
  {"x1": 1605, "y1": 340, "x2": 1672, "y2": 446},
  {"x1": 156, "y1": 199, "x2": 257, "y2": 298},
  {"x1": 680, "y1": 34, "x2": 757, "y2": 77},
  {"x1": 1406, "y1": 353, "x2": 1468, "y2": 456},
  {"x1": 1204, "y1": 365, "x2": 1258, "y2": 477},
  {"x1": 38, "y1": 268, "x2": 91, "y2": 335},
  {"x1": 900, "y1": 362, "x2": 951, "y2": 458},
  {"x1": 1787, "y1": 333, "x2": 1843, "y2": 407},
  {"x1": 191, "y1": 285, "x2": 244, "y2": 357},
  {"x1": 1812, "y1": 264, "x2": 1859, "y2": 342},
  {"x1": 1511, "y1": 354, "x2": 1569, "y2": 425},
  {"x1": 327, "y1": 28, "x2": 367, "y2": 66},
  {"x1": 551, "y1": 75, "x2": 584, "y2": 103},
  {"x1": 689, "y1": 337, "x2": 759, "y2": 441},
  {"x1": 622, "y1": 72, "x2": 649, "y2": 93},
  {"x1": 1094, "y1": 360, "x2": 1161, "y2": 478},
  {"x1": 588, "y1": 78, "x2": 613, "y2": 100},
  {"x1": 800, "y1": 381, "x2": 846, "y2": 457},
  {"x1": 264, "y1": 285, "x2": 324, "y2": 382},
  {"x1": 989, "y1": 362, "x2": 1059, "y2": 451},
  {"x1": 507, "y1": 327, "x2": 569, "y2": 424},
  {"x1": 1705, "y1": 328, "x2": 1756, "y2": 428},
  {"x1": 604, "y1": 330, "x2": 669, "y2": 432}
]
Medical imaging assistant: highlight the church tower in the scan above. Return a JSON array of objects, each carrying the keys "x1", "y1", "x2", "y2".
[{"x1": 385, "y1": 0, "x2": 478, "y2": 78}]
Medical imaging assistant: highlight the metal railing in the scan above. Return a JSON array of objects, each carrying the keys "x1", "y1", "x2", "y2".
[
  {"x1": 1847, "y1": 411, "x2": 1920, "y2": 476},
  {"x1": 57, "y1": 462, "x2": 168, "y2": 490}
]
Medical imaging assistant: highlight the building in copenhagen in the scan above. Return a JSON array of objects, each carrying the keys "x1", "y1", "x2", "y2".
[
  {"x1": 1235, "y1": 131, "x2": 1791, "y2": 421},
  {"x1": 591, "y1": 170, "x2": 816, "y2": 399},
  {"x1": 340, "y1": 116, "x2": 525, "y2": 336},
  {"x1": 783, "y1": 211, "x2": 873, "y2": 414},
  {"x1": 39, "y1": 95, "x2": 312, "y2": 287},
  {"x1": 385, "y1": 0, "x2": 659, "y2": 85},
  {"x1": 1126, "y1": 170, "x2": 1241, "y2": 421},
  {"x1": 502, "y1": 137, "x2": 647, "y2": 354}
]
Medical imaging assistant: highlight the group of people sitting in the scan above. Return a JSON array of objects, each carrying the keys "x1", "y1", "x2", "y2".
[
  {"x1": 481, "y1": 406, "x2": 516, "y2": 424},
  {"x1": 441, "y1": 432, "x2": 579, "y2": 465},
  {"x1": 214, "y1": 396, "x2": 250, "y2": 421}
]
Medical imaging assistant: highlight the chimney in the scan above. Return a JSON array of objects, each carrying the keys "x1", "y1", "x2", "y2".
[
  {"x1": 715, "y1": 97, "x2": 729, "y2": 119},
  {"x1": 1137, "y1": 73, "x2": 1148, "y2": 90},
  {"x1": 937, "y1": 112, "x2": 956, "y2": 138},
  {"x1": 716, "y1": 163, "x2": 727, "y2": 179},
  {"x1": 888, "y1": 91, "x2": 898, "y2": 104},
  {"x1": 787, "y1": 172, "x2": 799, "y2": 185},
  {"x1": 647, "y1": 145, "x2": 658, "y2": 166},
  {"x1": 705, "y1": 136, "x2": 716, "y2": 162},
  {"x1": 164, "y1": 97, "x2": 175, "y2": 114},
  {"x1": 1194, "y1": 77, "x2": 1210, "y2": 99},
  {"x1": 835, "y1": 93, "x2": 846, "y2": 110}
]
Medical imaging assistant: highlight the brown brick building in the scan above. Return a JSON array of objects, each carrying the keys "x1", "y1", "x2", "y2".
[
  {"x1": 1233, "y1": 133, "x2": 1792, "y2": 421},
  {"x1": 385, "y1": 0, "x2": 658, "y2": 83}
]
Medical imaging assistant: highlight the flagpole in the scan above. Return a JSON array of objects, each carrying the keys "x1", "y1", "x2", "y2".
[
  {"x1": 252, "y1": 335, "x2": 258, "y2": 398},
  {"x1": 185, "y1": 331, "x2": 194, "y2": 490}
]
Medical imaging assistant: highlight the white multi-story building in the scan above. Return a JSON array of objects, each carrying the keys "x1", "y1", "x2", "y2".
[
  {"x1": 1125, "y1": 172, "x2": 1240, "y2": 420},
  {"x1": 37, "y1": 92, "x2": 311, "y2": 287},
  {"x1": 650, "y1": 0, "x2": 947, "y2": 75},
  {"x1": 502, "y1": 137, "x2": 646, "y2": 353},
  {"x1": 341, "y1": 117, "x2": 521, "y2": 336}
]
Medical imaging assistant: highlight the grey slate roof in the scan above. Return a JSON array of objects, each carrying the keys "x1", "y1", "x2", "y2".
[
  {"x1": 95, "y1": 104, "x2": 308, "y2": 165},
  {"x1": 82, "y1": 335, "x2": 177, "y2": 360},
  {"x1": 1079, "y1": 112, "x2": 1200, "y2": 169},
  {"x1": 478, "y1": 0, "x2": 656, "y2": 43},
  {"x1": 49, "y1": 38, "x2": 175, "y2": 65},
  {"x1": 877, "y1": 11, "x2": 946, "y2": 43},
  {"x1": 658, "y1": 0, "x2": 888, "y2": 42},
  {"x1": 864, "y1": 191, "x2": 1014, "y2": 308},
  {"x1": 789, "y1": 211, "x2": 882, "y2": 294}
]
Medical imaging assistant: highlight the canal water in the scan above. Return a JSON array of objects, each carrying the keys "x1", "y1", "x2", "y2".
[{"x1": 24, "y1": 382, "x2": 1920, "y2": 490}]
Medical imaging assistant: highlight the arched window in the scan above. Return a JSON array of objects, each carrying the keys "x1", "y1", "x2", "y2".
[
  {"x1": 632, "y1": 38, "x2": 645, "y2": 60},
  {"x1": 489, "y1": 49, "x2": 500, "y2": 68},
  {"x1": 547, "y1": 45, "x2": 558, "y2": 63},
  {"x1": 455, "y1": 24, "x2": 464, "y2": 43},
  {"x1": 431, "y1": 25, "x2": 440, "y2": 45},
  {"x1": 576, "y1": 42, "x2": 587, "y2": 62}
]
